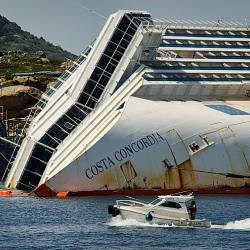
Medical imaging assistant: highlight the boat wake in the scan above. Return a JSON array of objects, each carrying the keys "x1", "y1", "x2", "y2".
[
  {"x1": 107, "y1": 215, "x2": 177, "y2": 228},
  {"x1": 211, "y1": 218, "x2": 250, "y2": 230},
  {"x1": 107, "y1": 216, "x2": 250, "y2": 230}
]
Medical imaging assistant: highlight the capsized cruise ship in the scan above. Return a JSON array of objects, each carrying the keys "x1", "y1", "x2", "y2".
[{"x1": 3, "y1": 10, "x2": 250, "y2": 197}]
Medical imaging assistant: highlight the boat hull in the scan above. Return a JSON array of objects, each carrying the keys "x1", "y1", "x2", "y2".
[{"x1": 118, "y1": 208, "x2": 211, "y2": 228}]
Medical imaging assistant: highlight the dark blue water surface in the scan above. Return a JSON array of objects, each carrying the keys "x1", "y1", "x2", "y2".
[{"x1": 0, "y1": 195, "x2": 250, "y2": 250}]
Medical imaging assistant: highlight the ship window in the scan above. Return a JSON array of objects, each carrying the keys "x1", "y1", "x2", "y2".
[
  {"x1": 160, "y1": 201, "x2": 182, "y2": 209},
  {"x1": 117, "y1": 102, "x2": 125, "y2": 110},
  {"x1": 111, "y1": 29, "x2": 124, "y2": 44},
  {"x1": 117, "y1": 16, "x2": 130, "y2": 32},
  {"x1": 112, "y1": 49, "x2": 123, "y2": 59},
  {"x1": 127, "y1": 27, "x2": 136, "y2": 36},
  {"x1": 120, "y1": 39, "x2": 130, "y2": 49},
  {"x1": 92, "y1": 86, "x2": 103, "y2": 99},
  {"x1": 31, "y1": 144, "x2": 53, "y2": 162},
  {"x1": 123, "y1": 33, "x2": 133, "y2": 42},
  {"x1": 90, "y1": 68, "x2": 103, "y2": 82},
  {"x1": 206, "y1": 104, "x2": 250, "y2": 115},
  {"x1": 86, "y1": 98, "x2": 97, "y2": 109},
  {"x1": 105, "y1": 42, "x2": 117, "y2": 57},
  {"x1": 64, "y1": 122, "x2": 74, "y2": 130},
  {"x1": 40, "y1": 134, "x2": 59, "y2": 148},
  {"x1": 78, "y1": 92, "x2": 89, "y2": 105},
  {"x1": 97, "y1": 55, "x2": 110, "y2": 69},
  {"x1": 84, "y1": 80, "x2": 96, "y2": 95},
  {"x1": 116, "y1": 46, "x2": 126, "y2": 55},
  {"x1": 67, "y1": 105, "x2": 87, "y2": 122},
  {"x1": 110, "y1": 58, "x2": 119, "y2": 66},
  {"x1": 99, "y1": 74, "x2": 110, "y2": 87},
  {"x1": 112, "y1": 52, "x2": 123, "y2": 62},
  {"x1": 46, "y1": 125, "x2": 67, "y2": 142},
  {"x1": 75, "y1": 103, "x2": 92, "y2": 114},
  {"x1": 189, "y1": 142, "x2": 200, "y2": 152},
  {"x1": 57, "y1": 116, "x2": 75, "y2": 133},
  {"x1": 105, "y1": 63, "x2": 116, "y2": 74}
]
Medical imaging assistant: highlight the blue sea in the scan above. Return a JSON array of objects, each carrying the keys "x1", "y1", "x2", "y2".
[{"x1": 0, "y1": 194, "x2": 250, "y2": 250}]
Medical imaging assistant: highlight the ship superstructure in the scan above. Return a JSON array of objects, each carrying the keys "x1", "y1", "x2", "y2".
[{"x1": 4, "y1": 11, "x2": 250, "y2": 196}]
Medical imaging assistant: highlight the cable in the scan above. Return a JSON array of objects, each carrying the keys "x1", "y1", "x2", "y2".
[
  {"x1": 72, "y1": 0, "x2": 107, "y2": 20},
  {"x1": 0, "y1": 150, "x2": 11, "y2": 163}
]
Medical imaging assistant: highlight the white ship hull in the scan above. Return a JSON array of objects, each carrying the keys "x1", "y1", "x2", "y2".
[{"x1": 35, "y1": 97, "x2": 250, "y2": 196}]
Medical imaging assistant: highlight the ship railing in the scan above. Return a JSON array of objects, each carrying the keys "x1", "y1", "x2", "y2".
[
  {"x1": 149, "y1": 18, "x2": 250, "y2": 30},
  {"x1": 22, "y1": 39, "x2": 96, "y2": 132},
  {"x1": 140, "y1": 17, "x2": 250, "y2": 33},
  {"x1": 1, "y1": 105, "x2": 34, "y2": 182},
  {"x1": 29, "y1": 39, "x2": 96, "y2": 121},
  {"x1": 44, "y1": 39, "x2": 96, "y2": 96}
]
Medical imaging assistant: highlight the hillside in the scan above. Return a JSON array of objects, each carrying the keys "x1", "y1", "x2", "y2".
[
  {"x1": 0, "y1": 15, "x2": 76, "y2": 61},
  {"x1": 0, "y1": 14, "x2": 76, "y2": 119},
  {"x1": 0, "y1": 15, "x2": 77, "y2": 176}
]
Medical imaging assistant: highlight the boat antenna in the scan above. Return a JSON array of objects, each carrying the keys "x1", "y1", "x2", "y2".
[
  {"x1": 170, "y1": 190, "x2": 193, "y2": 196},
  {"x1": 125, "y1": 196, "x2": 138, "y2": 200},
  {"x1": 72, "y1": 0, "x2": 107, "y2": 20}
]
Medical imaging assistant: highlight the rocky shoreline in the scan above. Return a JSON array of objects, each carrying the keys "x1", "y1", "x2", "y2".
[
  {"x1": 0, "y1": 50, "x2": 72, "y2": 118},
  {"x1": 0, "y1": 50, "x2": 72, "y2": 178}
]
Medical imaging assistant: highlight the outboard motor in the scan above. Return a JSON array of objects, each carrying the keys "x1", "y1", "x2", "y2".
[
  {"x1": 188, "y1": 200, "x2": 197, "y2": 220},
  {"x1": 108, "y1": 205, "x2": 120, "y2": 217}
]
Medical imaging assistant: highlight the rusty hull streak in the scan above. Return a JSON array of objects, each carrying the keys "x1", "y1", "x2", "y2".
[
  {"x1": 219, "y1": 128, "x2": 250, "y2": 187},
  {"x1": 164, "y1": 168, "x2": 181, "y2": 189},
  {"x1": 62, "y1": 128, "x2": 250, "y2": 195},
  {"x1": 92, "y1": 159, "x2": 250, "y2": 193},
  {"x1": 177, "y1": 159, "x2": 197, "y2": 189},
  {"x1": 94, "y1": 160, "x2": 199, "y2": 191},
  {"x1": 228, "y1": 125, "x2": 250, "y2": 172}
]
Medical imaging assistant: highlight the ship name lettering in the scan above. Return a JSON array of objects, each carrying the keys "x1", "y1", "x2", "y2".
[
  {"x1": 131, "y1": 143, "x2": 139, "y2": 152},
  {"x1": 85, "y1": 131, "x2": 166, "y2": 179},
  {"x1": 85, "y1": 157, "x2": 115, "y2": 179}
]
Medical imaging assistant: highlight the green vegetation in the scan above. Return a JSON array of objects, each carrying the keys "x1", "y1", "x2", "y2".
[
  {"x1": 0, "y1": 15, "x2": 76, "y2": 119},
  {"x1": 0, "y1": 51, "x2": 63, "y2": 92},
  {"x1": 0, "y1": 51, "x2": 62, "y2": 79}
]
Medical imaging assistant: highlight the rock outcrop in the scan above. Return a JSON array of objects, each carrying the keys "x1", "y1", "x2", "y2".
[{"x1": 0, "y1": 85, "x2": 42, "y2": 118}]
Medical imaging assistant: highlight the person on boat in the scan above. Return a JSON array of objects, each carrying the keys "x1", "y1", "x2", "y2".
[{"x1": 190, "y1": 200, "x2": 197, "y2": 220}]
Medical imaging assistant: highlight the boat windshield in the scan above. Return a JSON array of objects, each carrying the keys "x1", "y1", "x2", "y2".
[
  {"x1": 150, "y1": 198, "x2": 162, "y2": 205},
  {"x1": 160, "y1": 201, "x2": 182, "y2": 208}
]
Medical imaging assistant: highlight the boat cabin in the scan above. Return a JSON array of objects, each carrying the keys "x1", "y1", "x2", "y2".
[{"x1": 149, "y1": 194, "x2": 197, "y2": 220}]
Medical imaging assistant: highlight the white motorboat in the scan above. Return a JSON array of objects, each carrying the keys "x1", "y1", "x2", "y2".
[{"x1": 108, "y1": 193, "x2": 211, "y2": 228}]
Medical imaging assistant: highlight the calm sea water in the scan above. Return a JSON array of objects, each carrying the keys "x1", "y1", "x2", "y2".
[{"x1": 0, "y1": 194, "x2": 250, "y2": 250}]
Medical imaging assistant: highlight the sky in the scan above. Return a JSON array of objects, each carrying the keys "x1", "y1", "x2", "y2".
[{"x1": 1, "y1": 0, "x2": 250, "y2": 55}]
